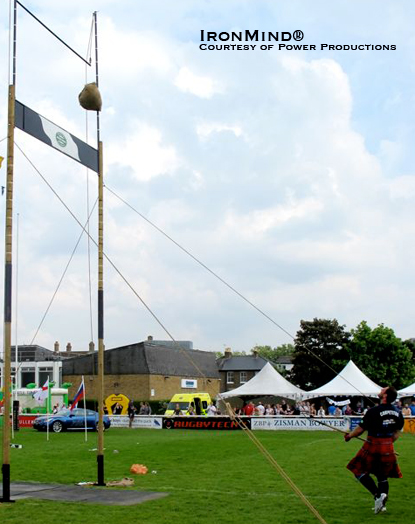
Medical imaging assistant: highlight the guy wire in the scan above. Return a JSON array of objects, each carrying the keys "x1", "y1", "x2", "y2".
[
  {"x1": 15, "y1": 142, "x2": 381, "y2": 408},
  {"x1": 104, "y1": 184, "x2": 378, "y2": 406},
  {"x1": 29, "y1": 199, "x2": 98, "y2": 346},
  {"x1": 83, "y1": 16, "x2": 96, "y2": 345},
  {"x1": 224, "y1": 403, "x2": 329, "y2": 524},
  {"x1": 15, "y1": 142, "x2": 207, "y2": 380},
  {"x1": 16, "y1": 142, "x2": 393, "y2": 523}
]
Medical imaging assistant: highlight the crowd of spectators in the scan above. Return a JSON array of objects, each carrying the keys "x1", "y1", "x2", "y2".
[{"x1": 228, "y1": 397, "x2": 415, "y2": 417}]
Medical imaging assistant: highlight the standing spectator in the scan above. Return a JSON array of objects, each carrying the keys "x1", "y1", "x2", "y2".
[
  {"x1": 206, "y1": 402, "x2": 217, "y2": 416},
  {"x1": 317, "y1": 406, "x2": 325, "y2": 417},
  {"x1": 265, "y1": 404, "x2": 273, "y2": 415},
  {"x1": 402, "y1": 404, "x2": 411, "y2": 416},
  {"x1": 344, "y1": 404, "x2": 353, "y2": 416},
  {"x1": 256, "y1": 402, "x2": 265, "y2": 416},
  {"x1": 353, "y1": 402, "x2": 364, "y2": 415},
  {"x1": 334, "y1": 406, "x2": 342, "y2": 416},
  {"x1": 285, "y1": 403, "x2": 293, "y2": 415},
  {"x1": 292, "y1": 403, "x2": 301, "y2": 416},
  {"x1": 410, "y1": 398, "x2": 415, "y2": 416},
  {"x1": 327, "y1": 404, "x2": 336, "y2": 416},
  {"x1": 173, "y1": 403, "x2": 183, "y2": 416},
  {"x1": 127, "y1": 399, "x2": 136, "y2": 428},
  {"x1": 113, "y1": 402, "x2": 123, "y2": 415},
  {"x1": 139, "y1": 401, "x2": 151, "y2": 415},
  {"x1": 243, "y1": 401, "x2": 254, "y2": 416}
]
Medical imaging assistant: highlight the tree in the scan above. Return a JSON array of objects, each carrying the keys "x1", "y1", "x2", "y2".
[
  {"x1": 343, "y1": 321, "x2": 415, "y2": 389},
  {"x1": 288, "y1": 318, "x2": 350, "y2": 389},
  {"x1": 403, "y1": 338, "x2": 415, "y2": 365},
  {"x1": 250, "y1": 343, "x2": 294, "y2": 376},
  {"x1": 215, "y1": 349, "x2": 247, "y2": 359},
  {"x1": 250, "y1": 343, "x2": 294, "y2": 362}
]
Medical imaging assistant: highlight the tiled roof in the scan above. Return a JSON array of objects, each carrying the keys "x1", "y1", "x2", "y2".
[
  {"x1": 217, "y1": 355, "x2": 268, "y2": 371},
  {"x1": 10, "y1": 345, "x2": 64, "y2": 362},
  {"x1": 62, "y1": 341, "x2": 219, "y2": 378}
]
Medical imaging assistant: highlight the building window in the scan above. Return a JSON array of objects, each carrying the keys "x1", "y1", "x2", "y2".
[
  {"x1": 240, "y1": 371, "x2": 247, "y2": 383},
  {"x1": 21, "y1": 368, "x2": 35, "y2": 387},
  {"x1": 39, "y1": 368, "x2": 53, "y2": 387},
  {"x1": 226, "y1": 371, "x2": 234, "y2": 384}
]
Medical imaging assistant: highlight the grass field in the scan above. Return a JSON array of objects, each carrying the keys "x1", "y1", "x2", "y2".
[{"x1": 0, "y1": 427, "x2": 414, "y2": 524}]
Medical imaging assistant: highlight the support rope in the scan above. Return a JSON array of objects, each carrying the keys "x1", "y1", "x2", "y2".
[
  {"x1": 104, "y1": 185, "x2": 378, "y2": 406},
  {"x1": 83, "y1": 16, "x2": 96, "y2": 345},
  {"x1": 15, "y1": 143, "x2": 208, "y2": 380},
  {"x1": 29, "y1": 199, "x2": 98, "y2": 346},
  {"x1": 224, "y1": 403, "x2": 329, "y2": 524}
]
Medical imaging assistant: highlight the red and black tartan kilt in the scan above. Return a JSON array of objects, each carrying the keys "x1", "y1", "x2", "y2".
[{"x1": 347, "y1": 437, "x2": 402, "y2": 478}]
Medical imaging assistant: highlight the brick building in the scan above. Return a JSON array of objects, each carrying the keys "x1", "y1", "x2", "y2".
[
  {"x1": 62, "y1": 338, "x2": 220, "y2": 401},
  {"x1": 216, "y1": 348, "x2": 268, "y2": 393}
]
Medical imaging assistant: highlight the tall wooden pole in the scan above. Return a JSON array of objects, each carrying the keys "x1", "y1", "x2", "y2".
[
  {"x1": 97, "y1": 140, "x2": 105, "y2": 485},
  {"x1": 1, "y1": 83, "x2": 15, "y2": 503},
  {"x1": 94, "y1": 11, "x2": 105, "y2": 486},
  {"x1": 1, "y1": 0, "x2": 17, "y2": 503}
]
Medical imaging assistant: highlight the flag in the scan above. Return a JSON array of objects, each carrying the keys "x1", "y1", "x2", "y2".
[
  {"x1": 33, "y1": 378, "x2": 49, "y2": 404},
  {"x1": 70, "y1": 379, "x2": 85, "y2": 410}
]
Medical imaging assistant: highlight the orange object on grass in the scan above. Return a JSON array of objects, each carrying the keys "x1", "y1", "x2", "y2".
[{"x1": 130, "y1": 464, "x2": 148, "y2": 475}]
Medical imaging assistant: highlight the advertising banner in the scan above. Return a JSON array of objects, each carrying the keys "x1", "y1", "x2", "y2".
[
  {"x1": 348, "y1": 417, "x2": 363, "y2": 431},
  {"x1": 251, "y1": 417, "x2": 349, "y2": 431},
  {"x1": 15, "y1": 100, "x2": 99, "y2": 172},
  {"x1": 162, "y1": 416, "x2": 250, "y2": 430},
  {"x1": 109, "y1": 415, "x2": 163, "y2": 429},
  {"x1": 403, "y1": 418, "x2": 415, "y2": 434},
  {"x1": 18, "y1": 415, "x2": 38, "y2": 428}
]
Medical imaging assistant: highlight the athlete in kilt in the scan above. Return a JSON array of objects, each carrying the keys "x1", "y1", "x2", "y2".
[{"x1": 344, "y1": 386, "x2": 403, "y2": 514}]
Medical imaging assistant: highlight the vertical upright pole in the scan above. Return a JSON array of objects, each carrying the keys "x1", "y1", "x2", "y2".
[
  {"x1": 1, "y1": 83, "x2": 15, "y2": 504},
  {"x1": 1, "y1": 0, "x2": 17, "y2": 503},
  {"x1": 97, "y1": 140, "x2": 104, "y2": 485},
  {"x1": 94, "y1": 11, "x2": 105, "y2": 486}
]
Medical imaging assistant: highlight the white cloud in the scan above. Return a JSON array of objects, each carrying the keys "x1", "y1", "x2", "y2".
[
  {"x1": 106, "y1": 122, "x2": 181, "y2": 181},
  {"x1": 223, "y1": 196, "x2": 324, "y2": 238},
  {"x1": 196, "y1": 122, "x2": 243, "y2": 139},
  {"x1": 174, "y1": 66, "x2": 222, "y2": 98},
  {"x1": 2, "y1": 0, "x2": 415, "y2": 356}
]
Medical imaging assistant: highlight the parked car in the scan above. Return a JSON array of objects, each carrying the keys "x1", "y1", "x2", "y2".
[{"x1": 33, "y1": 408, "x2": 111, "y2": 433}]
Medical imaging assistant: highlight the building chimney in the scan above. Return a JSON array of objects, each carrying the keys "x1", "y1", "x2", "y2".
[
  {"x1": 224, "y1": 347, "x2": 232, "y2": 358},
  {"x1": 66, "y1": 342, "x2": 72, "y2": 353},
  {"x1": 89, "y1": 341, "x2": 95, "y2": 353},
  {"x1": 54, "y1": 341, "x2": 60, "y2": 353},
  {"x1": 253, "y1": 349, "x2": 258, "y2": 358},
  {"x1": 147, "y1": 335, "x2": 153, "y2": 341}
]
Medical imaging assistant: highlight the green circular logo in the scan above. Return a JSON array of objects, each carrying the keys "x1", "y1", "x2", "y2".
[{"x1": 55, "y1": 132, "x2": 67, "y2": 148}]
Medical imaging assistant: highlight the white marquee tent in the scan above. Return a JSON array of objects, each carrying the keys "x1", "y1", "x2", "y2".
[
  {"x1": 303, "y1": 360, "x2": 382, "y2": 399},
  {"x1": 398, "y1": 382, "x2": 415, "y2": 397},
  {"x1": 219, "y1": 362, "x2": 305, "y2": 400}
]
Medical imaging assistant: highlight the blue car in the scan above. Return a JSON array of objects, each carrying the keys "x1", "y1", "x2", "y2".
[{"x1": 33, "y1": 408, "x2": 111, "y2": 433}]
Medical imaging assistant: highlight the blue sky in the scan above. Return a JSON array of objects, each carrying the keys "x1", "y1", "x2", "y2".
[{"x1": 0, "y1": 0, "x2": 415, "y2": 355}]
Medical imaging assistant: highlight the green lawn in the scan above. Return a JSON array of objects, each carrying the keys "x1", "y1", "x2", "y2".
[{"x1": 0, "y1": 428, "x2": 414, "y2": 524}]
